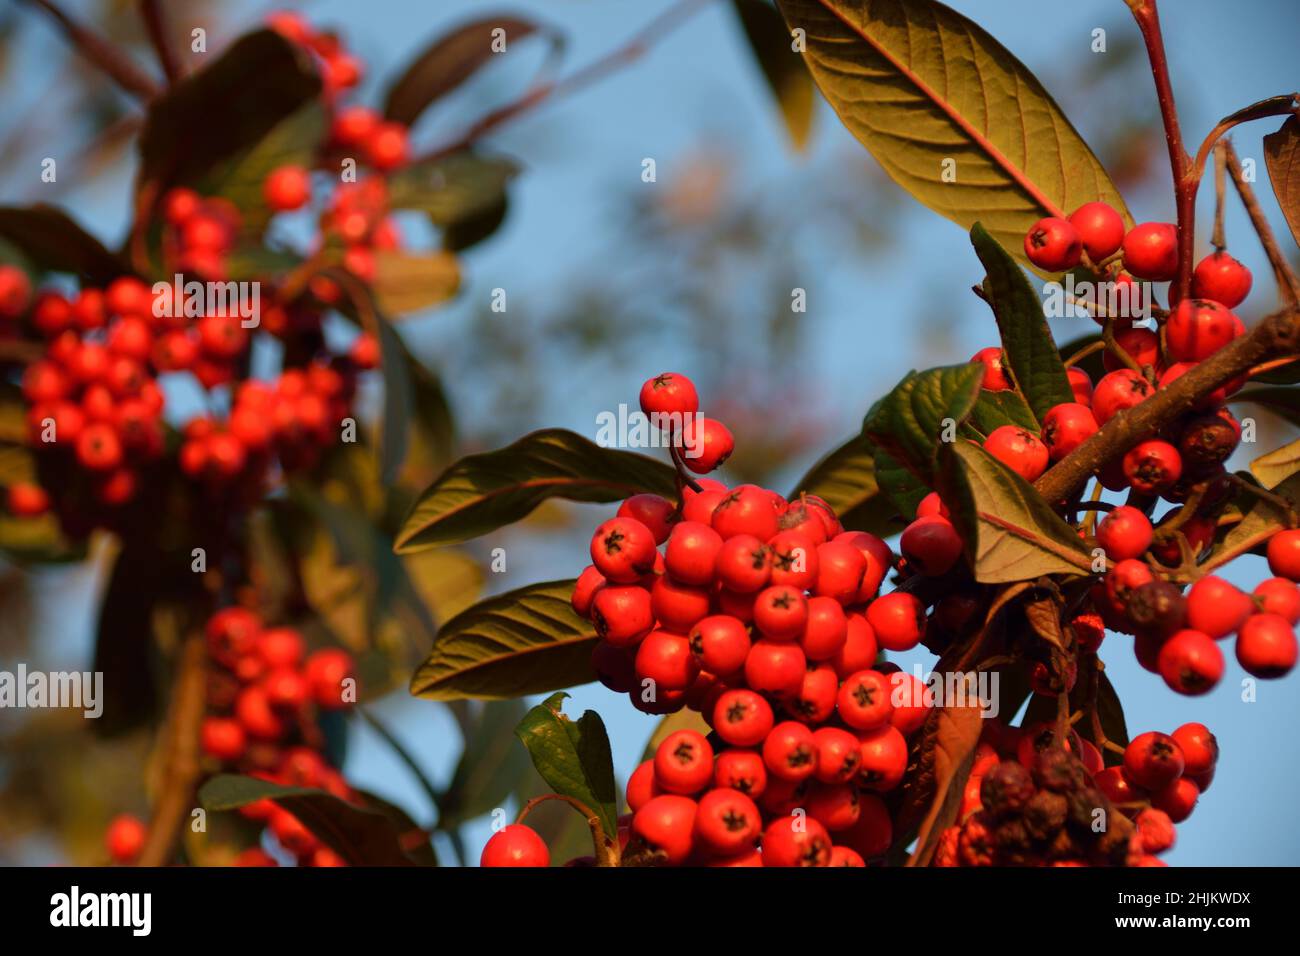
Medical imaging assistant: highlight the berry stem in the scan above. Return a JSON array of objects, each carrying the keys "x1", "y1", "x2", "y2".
[
  {"x1": 1101, "y1": 316, "x2": 1146, "y2": 379},
  {"x1": 669, "y1": 441, "x2": 704, "y2": 495},
  {"x1": 16, "y1": 0, "x2": 162, "y2": 99},
  {"x1": 1221, "y1": 139, "x2": 1300, "y2": 306},
  {"x1": 1210, "y1": 140, "x2": 1228, "y2": 251},
  {"x1": 1062, "y1": 339, "x2": 1105, "y2": 369},
  {"x1": 516, "y1": 793, "x2": 621, "y2": 867},
  {"x1": 1125, "y1": 0, "x2": 1195, "y2": 303}
]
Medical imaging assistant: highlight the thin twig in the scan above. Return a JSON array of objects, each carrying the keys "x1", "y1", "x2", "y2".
[
  {"x1": 1211, "y1": 139, "x2": 1228, "y2": 250},
  {"x1": 1222, "y1": 139, "x2": 1300, "y2": 305},
  {"x1": 18, "y1": 0, "x2": 161, "y2": 99},
  {"x1": 138, "y1": 0, "x2": 183, "y2": 84},
  {"x1": 516, "y1": 794, "x2": 620, "y2": 867}
]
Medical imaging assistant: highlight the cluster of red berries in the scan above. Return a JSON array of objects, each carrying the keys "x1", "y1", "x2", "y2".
[{"x1": 104, "y1": 607, "x2": 358, "y2": 866}]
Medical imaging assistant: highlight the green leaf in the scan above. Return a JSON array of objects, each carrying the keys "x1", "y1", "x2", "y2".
[
  {"x1": 388, "y1": 152, "x2": 518, "y2": 229},
  {"x1": 937, "y1": 441, "x2": 1093, "y2": 583},
  {"x1": 199, "y1": 774, "x2": 420, "y2": 866},
  {"x1": 1263, "y1": 115, "x2": 1300, "y2": 250},
  {"x1": 438, "y1": 700, "x2": 533, "y2": 828},
  {"x1": 1232, "y1": 385, "x2": 1300, "y2": 429},
  {"x1": 731, "y1": 0, "x2": 814, "y2": 149},
  {"x1": 774, "y1": 0, "x2": 1131, "y2": 263},
  {"x1": 514, "y1": 692, "x2": 619, "y2": 841},
  {"x1": 971, "y1": 223, "x2": 1072, "y2": 421},
  {"x1": 788, "y1": 435, "x2": 898, "y2": 536},
  {"x1": 370, "y1": 250, "x2": 461, "y2": 317},
  {"x1": 1203, "y1": 471, "x2": 1300, "y2": 572},
  {"x1": 409, "y1": 579, "x2": 597, "y2": 701},
  {"x1": 395, "y1": 428, "x2": 678, "y2": 553},
  {"x1": 1251, "y1": 437, "x2": 1300, "y2": 490},
  {"x1": 136, "y1": 30, "x2": 320, "y2": 199},
  {"x1": 376, "y1": 317, "x2": 415, "y2": 486},
  {"x1": 383, "y1": 18, "x2": 558, "y2": 127},
  {"x1": 872, "y1": 445, "x2": 928, "y2": 519},
  {"x1": 0, "y1": 205, "x2": 128, "y2": 284},
  {"x1": 902, "y1": 701, "x2": 985, "y2": 867},
  {"x1": 861, "y1": 363, "x2": 984, "y2": 482},
  {"x1": 970, "y1": 389, "x2": 1040, "y2": 436}
]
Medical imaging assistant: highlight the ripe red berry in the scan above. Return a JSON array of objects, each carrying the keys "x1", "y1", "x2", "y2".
[
  {"x1": 744, "y1": 639, "x2": 806, "y2": 696},
  {"x1": 639, "y1": 372, "x2": 699, "y2": 421},
  {"x1": 694, "y1": 787, "x2": 761, "y2": 855},
  {"x1": 1166, "y1": 298, "x2": 1242, "y2": 362},
  {"x1": 1253, "y1": 577, "x2": 1300, "y2": 624},
  {"x1": 983, "y1": 425, "x2": 1050, "y2": 482},
  {"x1": 714, "y1": 749, "x2": 767, "y2": 797},
  {"x1": 800, "y1": 596, "x2": 848, "y2": 661},
  {"x1": 836, "y1": 669, "x2": 893, "y2": 731},
  {"x1": 1103, "y1": 326, "x2": 1159, "y2": 373},
  {"x1": 970, "y1": 346, "x2": 1010, "y2": 391},
  {"x1": 767, "y1": 530, "x2": 818, "y2": 590},
  {"x1": 712, "y1": 688, "x2": 775, "y2": 746},
  {"x1": 617, "y1": 493, "x2": 676, "y2": 545},
  {"x1": 713, "y1": 534, "x2": 771, "y2": 593},
  {"x1": 855, "y1": 725, "x2": 908, "y2": 792},
  {"x1": 1091, "y1": 369, "x2": 1152, "y2": 425},
  {"x1": 304, "y1": 648, "x2": 354, "y2": 709},
  {"x1": 1105, "y1": 557, "x2": 1154, "y2": 608},
  {"x1": 1067, "y1": 366, "x2": 1093, "y2": 406},
  {"x1": 1266, "y1": 529, "x2": 1300, "y2": 581},
  {"x1": 1122, "y1": 222, "x2": 1178, "y2": 280},
  {"x1": 813, "y1": 539, "x2": 867, "y2": 603},
  {"x1": 1186, "y1": 575, "x2": 1254, "y2": 639},
  {"x1": 654, "y1": 729, "x2": 714, "y2": 794},
  {"x1": 105, "y1": 814, "x2": 147, "y2": 864},
  {"x1": 367, "y1": 121, "x2": 409, "y2": 171},
  {"x1": 811, "y1": 727, "x2": 862, "y2": 785},
  {"x1": 635, "y1": 630, "x2": 699, "y2": 691},
  {"x1": 899, "y1": 515, "x2": 963, "y2": 577},
  {"x1": 866, "y1": 591, "x2": 924, "y2": 652},
  {"x1": 711, "y1": 485, "x2": 779, "y2": 541},
  {"x1": 76, "y1": 422, "x2": 123, "y2": 471},
  {"x1": 663, "y1": 520, "x2": 722, "y2": 585},
  {"x1": 762, "y1": 721, "x2": 818, "y2": 783},
  {"x1": 1157, "y1": 628, "x2": 1224, "y2": 695},
  {"x1": 263, "y1": 164, "x2": 312, "y2": 211},
  {"x1": 1095, "y1": 505, "x2": 1152, "y2": 561},
  {"x1": 6, "y1": 482, "x2": 50, "y2": 517},
  {"x1": 201, "y1": 716, "x2": 247, "y2": 762},
  {"x1": 832, "y1": 612, "x2": 879, "y2": 678},
  {"x1": 752, "y1": 584, "x2": 808, "y2": 640},
  {"x1": 1151, "y1": 777, "x2": 1200, "y2": 823},
  {"x1": 1041, "y1": 402, "x2": 1098, "y2": 461},
  {"x1": 1068, "y1": 201, "x2": 1125, "y2": 260},
  {"x1": 688, "y1": 614, "x2": 750, "y2": 675},
  {"x1": 761, "y1": 814, "x2": 831, "y2": 867},
  {"x1": 1171, "y1": 722, "x2": 1218, "y2": 777},
  {"x1": 571, "y1": 565, "x2": 606, "y2": 618},
  {"x1": 1235, "y1": 612, "x2": 1298, "y2": 678},
  {"x1": 1123, "y1": 731, "x2": 1185, "y2": 791},
  {"x1": 591, "y1": 585, "x2": 654, "y2": 647},
  {"x1": 1024, "y1": 216, "x2": 1082, "y2": 271},
  {"x1": 836, "y1": 530, "x2": 893, "y2": 602},
  {"x1": 632, "y1": 794, "x2": 697, "y2": 865},
  {"x1": 1095, "y1": 766, "x2": 1143, "y2": 805},
  {"x1": 480, "y1": 824, "x2": 550, "y2": 867},
  {"x1": 0, "y1": 264, "x2": 32, "y2": 318},
  {"x1": 1122, "y1": 439, "x2": 1181, "y2": 494},
  {"x1": 1191, "y1": 251, "x2": 1252, "y2": 308},
  {"x1": 680, "y1": 417, "x2": 734, "y2": 474},
  {"x1": 590, "y1": 516, "x2": 658, "y2": 583}
]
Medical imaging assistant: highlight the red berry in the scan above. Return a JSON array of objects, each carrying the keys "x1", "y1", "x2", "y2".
[
  {"x1": 592, "y1": 585, "x2": 654, "y2": 647},
  {"x1": 1151, "y1": 777, "x2": 1199, "y2": 823},
  {"x1": 812, "y1": 539, "x2": 867, "y2": 603},
  {"x1": 1186, "y1": 575, "x2": 1254, "y2": 639},
  {"x1": 688, "y1": 614, "x2": 750, "y2": 675},
  {"x1": 663, "y1": 520, "x2": 722, "y2": 585},
  {"x1": 590, "y1": 516, "x2": 658, "y2": 583},
  {"x1": 970, "y1": 346, "x2": 1010, "y2": 391},
  {"x1": 1068, "y1": 201, "x2": 1125, "y2": 260},
  {"x1": 480, "y1": 824, "x2": 550, "y2": 867},
  {"x1": 1041, "y1": 402, "x2": 1098, "y2": 461},
  {"x1": 832, "y1": 612, "x2": 879, "y2": 678},
  {"x1": 761, "y1": 815, "x2": 831, "y2": 867},
  {"x1": 767, "y1": 530, "x2": 818, "y2": 590},
  {"x1": 1253, "y1": 577, "x2": 1300, "y2": 624},
  {"x1": 1091, "y1": 369, "x2": 1152, "y2": 424},
  {"x1": 752, "y1": 584, "x2": 808, "y2": 640},
  {"x1": 654, "y1": 729, "x2": 714, "y2": 794},
  {"x1": 762, "y1": 721, "x2": 818, "y2": 782},
  {"x1": 1191, "y1": 251, "x2": 1252, "y2": 308},
  {"x1": 983, "y1": 426, "x2": 1049, "y2": 482},
  {"x1": 836, "y1": 669, "x2": 893, "y2": 731},
  {"x1": 694, "y1": 788, "x2": 762, "y2": 855},
  {"x1": 1121, "y1": 439, "x2": 1181, "y2": 494},
  {"x1": 0, "y1": 264, "x2": 32, "y2": 319},
  {"x1": 627, "y1": 760, "x2": 663, "y2": 811},
  {"x1": 1166, "y1": 298, "x2": 1241, "y2": 362},
  {"x1": 835, "y1": 530, "x2": 893, "y2": 602},
  {"x1": 1067, "y1": 366, "x2": 1093, "y2": 405},
  {"x1": 1157, "y1": 628, "x2": 1224, "y2": 695},
  {"x1": 680, "y1": 417, "x2": 734, "y2": 474},
  {"x1": 744, "y1": 639, "x2": 806, "y2": 696},
  {"x1": 1123, "y1": 731, "x2": 1185, "y2": 791},
  {"x1": 900, "y1": 515, "x2": 963, "y2": 576},
  {"x1": 1095, "y1": 505, "x2": 1152, "y2": 561},
  {"x1": 367, "y1": 122, "x2": 409, "y2": 171},
  {"x1": 201, "y1": 716, "x2": 247, "y2": 762},
  {"x1": 788, "y1": 664, "x2": 838, "y2": 724},
  {"x1": 105, "y1": 814, "x2": 147, "y2": 864},
  {"x1": 618, "y1": 493, "x2": 676, "y2": 544},
  {"x1": 264, "y1": 164, "x2": 312, "y2": 211},
  {"x1": 1235, "y1": 612, "x2": 1298, "y2": 678},
  {"x1": 811, "y1": 727, "x2": 862, "y2": 785},
  {"x1": 639, "y1": 371, "x2": 699, "y2": 422},
  {"x1": 76, "y1": 422, "x2": 123, "y2": 471},
  {"x1": 635, "y1": 630, "x2": 699, "y2": 691},
  {"x1": 1104, "y1": 326, "x2": 1159, "y2": 373},
  {"x1": 7, "y1": 482, "x2": 50, "y2": 517},
  {"x1": 712, "y1": 688, "x2": 774, "y2": 747},
  {"x1": 1024, "y1": 217, "x2": 1082, "y2": 271},
  {"x1": 650, "y1": 575, "x2": 710, "y2": 633},
  {"x1": 632, "y1": 795, "x2": 697, "y2": 865},
  {"x1": 1105, "y1": 557, "x2": 1154, "y2": 608},
  {"x1": 304, "y1": 648, "x2": 354, "y2": 709},
  {"x1": 714, "y1": 749, "x2": 767, "y2": 797},
  {"x1": 712, "y1": 534, "x2": 771, "y2": 593},
  {"x1": 806, "y1": 783, "x2": 861, "y2": 832},
  {"x1": 1135, "y1": 807, "x2": 1177, "y2": 854},
  {"x1": 866, "y1": 591, "x2": 924, "y2": 652},
  {"x1": 855, "y1": 725, "x2": 908, "y2": 792},
  {"x1": 1095, "y1": 766, "x2": 1143, "y2": 806},
  {"x1": 800, "y1": 596, "x2": 848, "y2": 661},
  {"x1": 1170, "y1": 722, "x2": 1218, "y2": 777},
  {"x1": 1266, "y1": 529, "x2": 1300, "y2": 580},
  {"x1": 1122, "y1": 222, "x2": 1178, "y2": 280}
]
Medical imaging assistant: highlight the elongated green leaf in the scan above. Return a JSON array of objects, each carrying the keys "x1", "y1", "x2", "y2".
[
  {"x1": 971, "y1": 224, "x2": 1072, "y2": 420},
  {"x1": 903, "y1": 701, "x2": 985, "y2": 867},
  {"x1": 872, "y1": 445, "x2": 928, "y2": 519},
  {"x1": 731, "y1": 0, "x2": 814, "y2": 149},
  {"x1": 0, "y1": 205, "x2": 127, "y2": 284},
  {"x1": 1203, "y1": 471, "x2": 1300, "y2": 572},
  {"x1": 514, "y1": 692, "x2": 619, "y2": 840},
  {"x1": 388, "y1": 153, "x2": 518, "y2": 228},
  {"x1": 370, "y1": 250, "x2": 461, "y2": 317},
  {"x1": 377, "y1": 316, "x2": 415, "y2": 486},
  {"x1": 1233, "y1": 385, "x2": 1300, "y2": 428},
  {"x1": 199, "y1": 774, "x2": 420, "y2": 866},
  {"x1": 383, "y1": 18, "x2": 555, "y2": 127},
  {"x1": 775, "y1": 0, "x2": 1130, "y2": 263},
  {"x1": 861, "y1": 363, "x2": 984, "y2": 482},
  {"x1": 937, "y1": 441, "x2": 1092, "y2": 583},
  {"x1": 1251, "y1": 437, "x2": 1300, "y2": 490},
  {"x1": 970, "y1": 388, "x2": 1039, "y2": 436},
  {"x1": 789, "y1": 435, "x2": 898, "y2": 536},
  {"x1": 1264, "y1": 115, "x2": 1300, "y2": 250},
  {"x1": 410, "y1": 580, "x2": 596, "y2": 700},
  {"x1": 395, "y1": 428, "x2": 677, "y2": 552},
  {"x1": 438, "y1": 700, "x2": 533, "y2": 828}
]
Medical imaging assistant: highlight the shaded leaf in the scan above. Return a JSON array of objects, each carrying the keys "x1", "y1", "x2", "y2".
[
  {"x1": 970, "y1": 389, "x2": 1040, "y2": 436},
  {"x1": 199, "y1": 774, "x2": 419, "y2": 866},
  {"x1": 872, "y1": 445, "x2": 928, "y2": 519},
  {"x1": 388, "y1": 152, "x2": 518, "y2": 228},
  {"x1": 409, "y1": 579, "x2": 596, "y2": 701},
  {"x1": 775, "y1": 0, "x2": 1131, "y2": 263},
  {"x1": 971, "y1": 223, "x2": 1072, "y2": 421},
  {"x1": 1263, "y1": 115, "x2": 1300, "y2": 250},
  {"x1": 1203, "y1": 471, "x2": 1300, "y2": 572},
  {"x1": 0, "y1": 205, "x2": 127, "y2": 284},
  {"x1": 514, "y1": 692, "x2": 619, "y2": 840},
  {"x1": 904, "y1": 700, "x2": 985, "y2": 866},
  {"x1": 376, "y1": 316, "x2": 415, "y2": 486},
  {"x1": 370, "y1": 250, "x2": 461, "y2": 317},
  {"x1": 438, "y1": 700, "x2": 533, "y2": 828},
  {"x1": 395, "y1": 428, "x2": 678, "y2": 553},
  {"x1": 937, "y1": 442, "x2": 1093, "y2": 583},
  {"x1": 789, "y1": 435, "x2": 898, "y2": 536},
  {"x1": 1232, "y1": 385, "x2": 1300, "y2": 429},
  {"x1": 731, "y1": 0, "x2": 814, "y2": 149},
  {"x1": 861, "y1": 363, "x2": 984, "y2": 482}
]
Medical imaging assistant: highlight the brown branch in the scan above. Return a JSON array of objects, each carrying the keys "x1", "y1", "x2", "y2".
[
  {"x1": 1126, "y1": 0, "x2": 1195, "y2": 302},
  {"x1": 1035, "y1": 304, "x2": 1300, "y2": 506},
  {"x1": 138, "y1": 0, "x2": 183, "y2": 84},
  {"x1": 415, "y1": 0, "x2": 717, "y2": 164},
  {"x1": 1211, "y1": 140, "x2": 1228, "y2": 250},
  {"x1": 18, "y1": 0, "x2": 161, "y2": 100},
  {"x1": 136, "y1": 632, "x2": 208, "y2": 866},
  {"x1": 1222, "y1": 139, "x2": 1300, "y2": 306}
]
